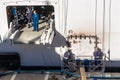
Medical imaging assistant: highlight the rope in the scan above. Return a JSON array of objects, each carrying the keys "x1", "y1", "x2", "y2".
[
  {"x1": 58, "y1": 0, "x2": 61, "y2": 32},
  {"x1": 94, "y1": 0, "x2": 98, "y2": 48},
  {"x1": 108, "y1": 0, "x2": 111, "y2": 60},
  {"x1": 61, "y1": 0, "x2": 68, "y2": 36},
  {"x1": 95, "y1": 0, "x2": 97, "y2": 36},
  {"x1": 102, "y1": 0, "x2": 105, "y2": 52},
  {"x1": 102, "y1": 0, "x2": 106, "y2": 75},
  {"x1": 57, "y1": 0, "x2": 64, "y2": 71},
  {"x1": 64, "y1": 0, "x2": 68, "y2": 36}
]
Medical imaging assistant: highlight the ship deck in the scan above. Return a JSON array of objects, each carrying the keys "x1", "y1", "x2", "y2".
[
  {"x1": 0, "y1": 70, "x2": 120, "y2": 80},
  {"x1": 13, "y1": 20, "x2": 47, "y2": 44}
]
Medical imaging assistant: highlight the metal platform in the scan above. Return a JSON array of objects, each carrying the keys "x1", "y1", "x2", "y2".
[{"x1": 13, "y1": 21, "x2": 47, "y2": 44}]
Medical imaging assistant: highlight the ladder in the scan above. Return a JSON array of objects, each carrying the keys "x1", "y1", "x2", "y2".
[
  {"x1": 90, "y1": 59, "x2": 103, "y2": 72},
  {"x1": 80, "y1": 67, "x2": 87, "y2": 80}
]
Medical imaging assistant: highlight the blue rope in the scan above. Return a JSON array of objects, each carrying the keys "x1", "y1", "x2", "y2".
[{"x1": 90, "y1": 76, "x2": 120, "y2": 79}]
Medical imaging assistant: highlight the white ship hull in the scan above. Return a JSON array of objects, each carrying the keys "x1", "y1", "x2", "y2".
[{"x1": 0, "y1": 0, "x2": 120, "y2": 69}]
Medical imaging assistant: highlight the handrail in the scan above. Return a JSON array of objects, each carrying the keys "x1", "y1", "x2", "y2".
[
  {"x1": 40, "y1": 19, "x2": 55, "y2": 45},
  {"x1": 3, "y1": 22, "x2": 15, "y2": 42},
  {"x1": 76, "y1": 55, "x2": 93, "y2": 60}
]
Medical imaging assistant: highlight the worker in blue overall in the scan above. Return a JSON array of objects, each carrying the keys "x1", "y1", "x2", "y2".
[
  {"x1": 93, "y1": 47, "x2": 103, "y2": 65},
  {"x1": 12, "y1": 7, "x2": 17, "y2": 18},
  {"x1": 63, "y1": 50, "x2": 71, "y2": 64},
  {"x1": 32, "y1": 10, "x2": 39, "y2": 31}
]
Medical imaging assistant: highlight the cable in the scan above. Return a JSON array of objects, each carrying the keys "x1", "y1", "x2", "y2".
[
  {"x1": 58, "y1": 0, "x2": 61, "y2": 33},
  {"x1": 58, "y1": 0, "x2": 65, "y2": 73},
  {"x1": 95, "y1": 0, "x2": 97, "y2": 37},
  {"x1": 94, "y1": 0, "x2": 98, "y2": 48},
  {"x1": 108, "y1": 0, "x2": 111, "y2": 60},
  {"x1": 64, "y1": 0, "x2": 68, "y2": 36},
  {"x1": 61, "y1": 0, "x2": 68, "y2": 36},
  {"x1": 102, "y1": 0, "x2": 106, "y2": 75},
  {"x1": 102, "y1": 0, "x2": 105, "y2": 52}
]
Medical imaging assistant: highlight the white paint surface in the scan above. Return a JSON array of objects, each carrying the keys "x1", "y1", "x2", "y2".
[{"x1": 0, "y1": 0, "x2": 120, "y2": 67}]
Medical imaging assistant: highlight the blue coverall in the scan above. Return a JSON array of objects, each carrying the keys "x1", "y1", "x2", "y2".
[
  {"x1": 93, "y1": 49, "x2": 103, "y2": 65},
  {"x1": 12, "y1": 7, "x2": 17, "y2": 16},
  {"x1": 32, "y1": 13, "x2": 39, "y2": 31}
]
